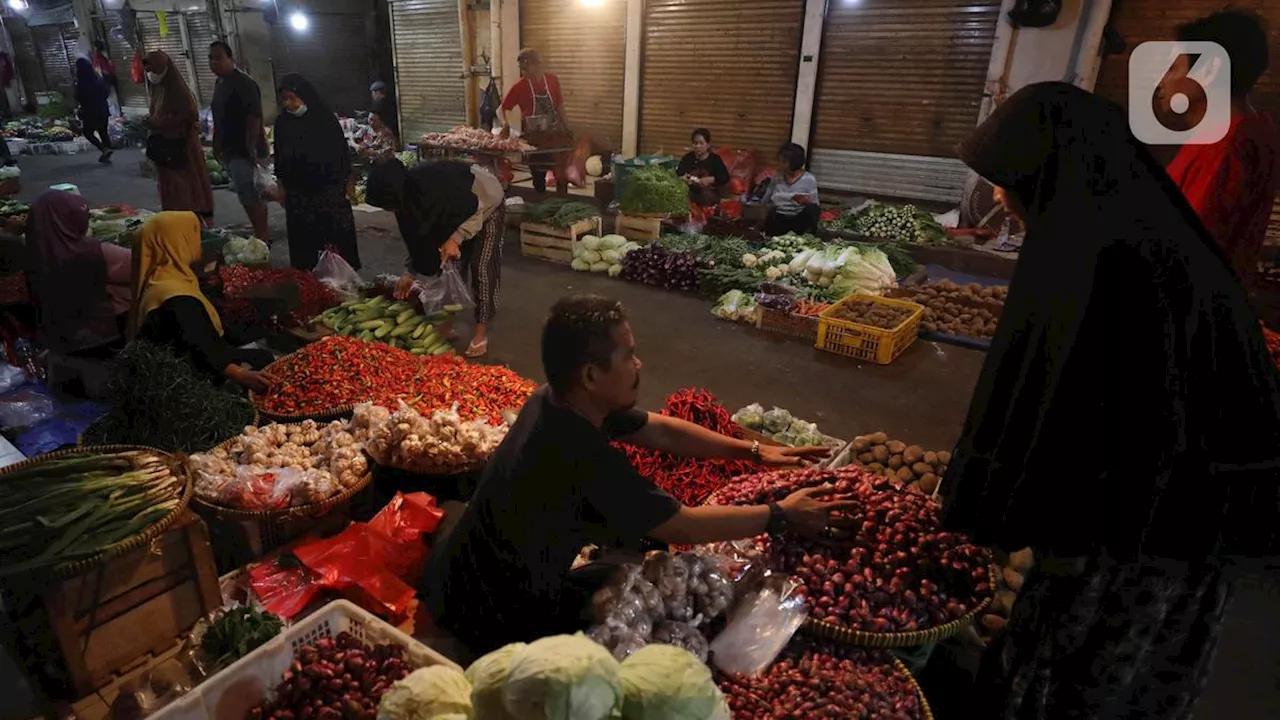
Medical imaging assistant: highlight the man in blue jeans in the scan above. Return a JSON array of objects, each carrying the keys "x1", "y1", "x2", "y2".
[{"x1": 209, "y1": 40, "x2": 271, "y2": 242}]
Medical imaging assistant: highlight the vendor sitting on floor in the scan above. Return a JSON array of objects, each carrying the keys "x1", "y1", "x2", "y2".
[
  {"x1": 421, "y1": 294, "x2": 855, "y2": 658},
  {"x1": 764, "y1": 142, "x2": 820, "y2": 236},
  {"x1": 677, "y1": 128, "x2": 730, "y2": 207},
  {"x1": 128, "y1": 211, "x2": 273, "y2": 394}
]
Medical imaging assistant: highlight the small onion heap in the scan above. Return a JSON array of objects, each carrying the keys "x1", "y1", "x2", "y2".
[
  {"x1": 248, "y1": 632, "x2": 411, "y2": 720},
  {"x1": 708, "y1": 466, "x2": 992, "y2": 634},
  {"x1": 351, "y1": 402, "x2": 507, "y2": 473},
  {"x1": 718, "y1": 643, "x2": 924, "y2": 720},
  {"x1": 189, "y1": 420, "x2": 367, "y2": 511}
]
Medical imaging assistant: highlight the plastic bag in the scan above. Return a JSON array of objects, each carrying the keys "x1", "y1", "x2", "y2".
[
  {"x1": 313, "y1": 247, "x2": 362, "y2": 299},
  {"x1": 248, "y1": 554, "x2": 324, "y2": 619},
  {"x1": 730, "y1": 403, "x2": 765, "y2": 431},
  {"x1": 0, "y1": 386, "x2": 54, "y2": 429},
  {"x1": 414, "y1": 260, "x2": 474, "y2": 315},
  {"x1": 708, "y1": 575, "x2": 808, "y2": 675},
  {"x1": 253, "y1": 165, "x2": 280, "y2": 203},
  {"x1": 716, "y1": 148, "x2": 756, "y2": 198},
  {"x1": 0, "y1": 364, "x2": 24, "y2": 396}
]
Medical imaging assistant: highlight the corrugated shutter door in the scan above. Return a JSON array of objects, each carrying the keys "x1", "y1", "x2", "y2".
[
  {"x1": 390, "y1": 0, "x2": 466, "y2": 141},
  {"x1": 99, "y1": 20, "x2": 148, "y2": 114},
  {"x1": 33, "y1": 24, "x2": 75, "y2": 94},
  {"x1": 139, "y1": 13, "x2": 198, "y2": 94},
  {"x1": 269, "y1": 13, "x2": 371, "y2": 114},
  {"x1": 640, "y1": 0, "x2": 804, "y2": 158},
  {"x1": 12, "y1": 26, "x2": 46, "y2": 94},
  {"x1": 186, "y1": 13, "x2": 219, "y2": 109},
  {"x1": 1094, "y1": 0, "x2": 1280, "y2": 247},
  {"x1": 520, "y1": 0, "x2": 626, "y2": 152}
]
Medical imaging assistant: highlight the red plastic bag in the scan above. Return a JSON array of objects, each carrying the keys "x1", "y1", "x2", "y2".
[
  {"x1": 716, "y1": 148, "x2": 756, "y2": 198},
  {"x1": 718, "y1": 199, "x2": 743, "y2": 219},
  {"x1": 368, "y1": 492, "x2": 444, "y2": 580},
  {"x1": 130, "y1": 52, "x2": 144, "y2": 85},
  {"x1": 563, "y1": 134, "x2": 593, "y2": 188},
  {"x1": 819, "y1": 208, "x2": 841, "y2": 222},
  {"x1": 248, "y1": 555, "x2": 324, "y2": 619},
  {"x1": 495, "y1": 158, "x2": 514, "y2": 186}
]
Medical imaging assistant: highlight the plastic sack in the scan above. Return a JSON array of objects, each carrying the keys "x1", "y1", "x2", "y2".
[
  {"x1": 367, "y1": 491, "x2": 444, "y2": 580},
  {"x1": 414, "y1": 260, "x2": 474, "y2": 315},
  {"x1": 0, "y1": 386, "x2": 54, "y2": 429},
  {"x1": 216, "y1": 467, "x2": 309, "y2": 512},
  {"x1": 248, "y1": 554, "x2": 324, "y2": 620},
  {"x1": 0, "y1": 363, "x2": 24, "y2": 396},
  {"x1": 708, "y1": 575, "x2": 808, "y2": 675},
  {"x1": 715, "y1": 148, "x2": 756, "y2": 198},
  {"x1": 563, "y1": 134, "x2": 593, "y2": 188},
  {"x1": 313, "y1": 247, "x2": 362, "y2": 299}
]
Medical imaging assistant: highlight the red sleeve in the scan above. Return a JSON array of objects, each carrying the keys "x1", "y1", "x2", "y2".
[
  {"x1": 1181, "y1": 138, "x2": 1258, "y2": 261},
  {"x1": 500, "y1": 81, "x2": 528, "y2": 114}
]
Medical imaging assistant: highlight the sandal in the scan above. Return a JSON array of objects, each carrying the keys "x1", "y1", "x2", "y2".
[{"x1": 465, "y1": 338, "x2": 488, "y2": 358}]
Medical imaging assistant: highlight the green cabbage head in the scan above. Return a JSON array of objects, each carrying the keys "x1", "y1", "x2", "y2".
[
  {"x1": 501, "y1": 633, "x2": 623, "y2": 720},
  {"x1": 377, "y1": 664, "x2": 472, "y2": 720},
  {"x1": 618, "y1": 644, "x2": 721, "y2": 720},
  {"x1": 467, "y1": 642, "x2": 526, "y2": 720}
]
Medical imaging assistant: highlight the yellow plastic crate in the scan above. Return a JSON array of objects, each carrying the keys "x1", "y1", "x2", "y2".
[{"x1": 815, "y1": 294, "x2": 925, "y2": 364}]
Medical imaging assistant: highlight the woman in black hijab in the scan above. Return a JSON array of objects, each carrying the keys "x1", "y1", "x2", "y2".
[
  {"x1": 273, "y1": 74, "x2": 359, "y2": 270},
  {"x1": 944, "y1": 82, "x2": 1280, "y2": 719},
  {"x1": 366, "y1": 157, "x2": 506, "y2": 357}
]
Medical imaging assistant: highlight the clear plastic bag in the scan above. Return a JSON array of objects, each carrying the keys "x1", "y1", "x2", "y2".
[
  {"x1": 0, "y1": 364, "x2": 25, "y2": 396},
  {"x1": 708, "y1": 574, "x2": 808, "y2": 675},
  {"x1": 413, "y1": 260, "x2": 474, "y2": 315},
  {"x1": 253, "y1": 164, "x2": 280, "y2": 203},
  {"x1": 0, "y1": 387, "x2": 54, "y2": 429},
  {"x1": 313, "y1": 248, "x2": 362, "y2": 299}
]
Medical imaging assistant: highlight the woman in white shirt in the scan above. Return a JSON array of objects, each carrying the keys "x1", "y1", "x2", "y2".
[{"x1": 765, "y1": 142, "x2": 820, "y2": 236}]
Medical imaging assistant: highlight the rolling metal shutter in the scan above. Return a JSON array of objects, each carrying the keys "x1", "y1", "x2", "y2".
[
  {"x1": 33, "y1": 23, "x2": 76, "y2": 95},
  {"x1": 186, "y1": 12, "x2": 219, "y2": 109},
  {"x1": 1092, "y1": 0, "x2": 1280, "y2": 247},
  {"x1": 809, "y1": 0, "x2": 1002, "y2": 202},
  {"x1": 12, "y1": 25, "x2": 46, "y2": 95},
  {"x1": 98, "y1": 19, "x2": 149, "y2": 114},
  {"x1": 269, "y1": 13, "x2": 372, "y2": 115},
  {"x1": 640, "y1": 0, "x2": 804, "y2": 158},
  {"x1": 389, "y1": 0, "x2": 466, "y2": 141},
  {"x1": 138, "y1": 12, "x2": 199, "y2": 98},
  {"x1": 520, "y1": 0, "x2": 626, "y2": 152}
]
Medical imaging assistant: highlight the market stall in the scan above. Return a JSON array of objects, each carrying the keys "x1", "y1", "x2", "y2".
[{"x1": 417, "y1": 125, "x2": 574, "y2": 187}]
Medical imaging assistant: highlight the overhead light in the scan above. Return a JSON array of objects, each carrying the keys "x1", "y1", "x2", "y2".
[
  {"x1": 579, "y1": 0, "x2": 604, "y2": 6},
  {"x1": 289, "y1": 12, "x2": 309, "y2": 31},
  {"x1": 7, "y1": 0, "x2": 28, "y2": 11}
]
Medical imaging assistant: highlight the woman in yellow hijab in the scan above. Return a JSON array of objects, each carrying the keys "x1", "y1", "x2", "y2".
[{"x1": 130, "y1": 212, "x2": 271, "y2": 393}]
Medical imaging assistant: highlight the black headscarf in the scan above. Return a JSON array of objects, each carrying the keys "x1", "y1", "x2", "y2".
[
  {"x1": 273, "y1": 74, "x2": 350, "y2": 188},
  {"x1": 367, "y1": 157, "x2": 478, "y2": 276},
  {"x1": 942, "y1": 82, "x2": 1280, "y2": 565}
]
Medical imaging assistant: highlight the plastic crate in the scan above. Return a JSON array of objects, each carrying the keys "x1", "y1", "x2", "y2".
[
  {"x1": 815, "y1": 295, "x2": 925, "y2": 364},
  {"x1": 151, "y1": 600, "x2": 461, "y2": 719},
  {"x1": 755, "y1": 306, "x2": 820, "y2": 341}
]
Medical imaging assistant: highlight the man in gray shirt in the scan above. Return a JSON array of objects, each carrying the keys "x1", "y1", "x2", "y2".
[{"x1": 765, "y1": 142, "x2": 821, "y2": 235}]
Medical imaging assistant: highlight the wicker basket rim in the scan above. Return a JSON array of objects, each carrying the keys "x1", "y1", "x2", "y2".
[
  {"x1": 0, "y1": 445, "x2": 192, "y2": 580},
  {"x1": 249, "y1": 347, "x2": 407, "y2": 422},
  {"x1": 890, "y1": 654, "x2": 936, "y2": 720}
]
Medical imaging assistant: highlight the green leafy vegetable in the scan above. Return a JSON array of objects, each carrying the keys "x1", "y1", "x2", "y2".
[
  {"x1": 619, "y1": 165, "x2": 688, "y2": 215},
  {"x1": 200, "y1": 605, "x2": 284, "y2": 666},
  {"x1": 526, "y1": 198, "x2": 600, "y2": 228}
]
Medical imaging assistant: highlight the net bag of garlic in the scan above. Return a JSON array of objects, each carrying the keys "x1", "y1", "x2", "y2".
[{"x1": 351, "y1": 401, "x2": 508, "y2": 474}]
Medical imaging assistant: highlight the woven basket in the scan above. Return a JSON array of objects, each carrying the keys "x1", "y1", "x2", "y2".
[
  {"x1": 0, "y1": 445, "x2": 191, "y2": 581},
  {"x1": 891, "y1": 654, "x2": 935, "y2": 720},
  {"x1": 249, "y1": 351, "x2": 359, "y2": 422},
  {"x1": 800, "y1": 564, "x2": 998, "y2": 648},
  {"x1": 370, "y1": 453, "x2": 488, "y2": 477}
]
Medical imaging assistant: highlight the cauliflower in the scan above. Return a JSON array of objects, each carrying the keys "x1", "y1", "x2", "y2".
[
  {"x1": 740, "y1": 253, "x2": 758, "y2": 268},
  {"x1": 764, "y1": 266, "x2": 782, "y2": 281}
]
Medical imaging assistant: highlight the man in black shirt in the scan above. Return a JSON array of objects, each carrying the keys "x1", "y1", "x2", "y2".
[
  {"x1": 209, "y1": 40, "x2": 270, "y2": 242},
  {"x1": 423, "y1": 294, "x2": 856, "y2": 657}
]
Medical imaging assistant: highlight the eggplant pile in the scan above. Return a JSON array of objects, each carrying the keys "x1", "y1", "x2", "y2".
[{"x1": 619, "y1": 245, "x2": 708, "y2": 292}]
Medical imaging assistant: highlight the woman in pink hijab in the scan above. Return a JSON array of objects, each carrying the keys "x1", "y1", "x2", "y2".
[{"x1": 25, "y1": 190, "x2": 133, "y2": 353}]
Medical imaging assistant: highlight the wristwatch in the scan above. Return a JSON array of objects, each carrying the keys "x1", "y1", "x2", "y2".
[
  {"x1": 765, "y1": 502, "x2": 788, "y2": 534},
  {"x1": 750, "y1": 439, "x2": 762, "y2": 463}
]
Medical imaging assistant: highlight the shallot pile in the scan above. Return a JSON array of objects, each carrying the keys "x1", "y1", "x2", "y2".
[
  {"x1": 588, "y1": 552, "x2": 736, "y2": 662},
  {"x1": 709, "y1": 466, "x2": 993, "y2": 634},
  {"x1": 351, "y1": 402, "x2": 507, "y2": 473},
  {"x1": 420, "y1": 125, "x2": 534, "y2": 153},
  {"x1": 248, "y1": 632, "x2": 411, "y2": 720},
  {"x1": 718, "y1": 643, "x2": 925, "y2": 719}
]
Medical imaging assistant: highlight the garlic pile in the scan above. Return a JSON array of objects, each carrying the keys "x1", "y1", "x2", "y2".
[
  {"x1": 352, "y1": 402, "x2": 507, "y2": 473},
  {"x1": 190, "y1": 420, "x2": 369, "y2": 509}
]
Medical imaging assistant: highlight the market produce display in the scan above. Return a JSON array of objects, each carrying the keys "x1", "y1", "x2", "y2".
[
  {"x1": 248, "y1": 632, "x2": 412, "y2": 720},
  {"x1": 618, "y1": 164, "x2": 689, "y2": 216},
  {"x1": 835, "y1": 203, "x2": 948, "y2": 246},
  {"x1": 731, "y1": 404, "x2": 834, "y2": 447},
  {"x1": 499, "y1": 634, "x2": 623, "y2": 720},
  {"x1": 221, "y1": 234, "x2": 271, "y2": 266},
  {"x1": 197, "y1": 604, "x2": 284, "y2": 668},
  {"x1": 81, "y1": 340, "x2": 257, "y2": 453},
  {"x1": 718, "y1": 643, "x2": 926, "y2": 719},
  {"x1": 204, "y1": 147, "x2": 230, "y2": 186},
  {"x1": 256, "y1": 336, "x2": 537, "y2": 424},
  {"x1": 572, "y1": 234, "x2": 641, "y2": 276},
  {"x1": 3, "y1": 117, "x2": 77, "y2": 143},
  {"x1": 708, "y1": 466, "x2": 993, "y2": 635},
  {"x1": 615, "y1": 388, "x2": 758, "y2": 506},
  {"x1": 588, "y1": 552, "x2": 736, "y2": 662},
  {"x1": 710, "y1": 290, "x2": 756, "y2": 323},
  {"x1": 379, "y1": 665, "x2": 473, "y2": 718},
  {"x1": 845, "y1": 432, "x2": 950, "y2": 495},
  {"x1": 216, "y1": 265, "x2": 341, "y2": 329},
  {"x1": 827, "y1": 296, "x2": 916, "y2": 329},
  {"x1": 892, "y1": 280, "x2": 1007, "y2": 340},
  {"x1": 188, "y1": 420, "x2": 368, "y2": 511},
  {"x1": 0, "y1": 200, "x2": 27, "y2": 235},
  {"x1": 0, "y1": 449, "x2": 185, "y2": 578},
  {"x1": 420, "y1": 125, "x2": 535, "y2": 153},
  {"x1": 1264, "y1": 325, "x2": 1280, "y2": 368},
  {"x1": 620, "y1": 245, "x2": 709, "y2": 293},
  {"x1": 395, "y1": 150, "x2": 418, "y2": 169},
  {"x1": 351, "y1": 401, "x2": 507, "y2": 474},
  {"x1": 660, "y1": 234, "x2": 754, "y2": 269},
  {"x1": 525, "y1": 198, "x2": 600, "y2": 229},
  {"x1": 618, "y1": 643, "x2": 730, "y2": 720},
  {"x1": 313, "y1": 295, "x2": 461, "y2": 356}
]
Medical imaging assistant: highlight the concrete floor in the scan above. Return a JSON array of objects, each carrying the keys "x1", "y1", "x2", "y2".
[{"x1": 4, "y1": 148, "x2": 1278, "y2": 719}]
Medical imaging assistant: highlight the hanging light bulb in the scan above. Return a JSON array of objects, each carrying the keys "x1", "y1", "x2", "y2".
[
  {"x1": 289, "y1": 12, "x2": 309, "y2": 31},
  {"x1": 579, "y1": 0, "x2": 604, "y2": 7},
  {"x1": 7, "y1": 0, "x2": 29, "y2": 12}
]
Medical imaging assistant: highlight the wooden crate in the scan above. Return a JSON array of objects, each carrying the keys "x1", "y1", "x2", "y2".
[
  {"x1": 1, "y1": 511, "x2": 222, "y2": 701},
  {"x1": 520, "y1": 217, "x2": 602, "y2": 264},
  {"x1": 614, "y1": 213, "x2": 663, "y2": 243}
]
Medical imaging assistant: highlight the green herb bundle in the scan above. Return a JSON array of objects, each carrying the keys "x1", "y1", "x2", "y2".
[
  {"x1": 659, "y1": 234, "x2": 753, "y2": 268},
  {"x1": 81, "y1": 341, "x2": 256, "y2": 453},
  {"x1": 619, "y1": 165, "x2": 688, "y2": 215},
  {"x1": 200, "y1": 605, "x2": 284, "y2": 667},
  {"x1": 526, "y1": 198, "x2": 599, "y2": 229}
]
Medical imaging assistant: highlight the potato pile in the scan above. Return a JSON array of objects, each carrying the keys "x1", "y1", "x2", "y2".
[
  {"x1": 829, "y1": 297, "x2": 916, "y2": 330},
  {"x1": 895, "y1": 279, "x2": 1007, "y2": 339},
  {"x1": 849, "y1": 431, "x2": 950, "y2": 494},
  {"x1": 961, "y1": 548, "x2": 1033, "y2": 649}
]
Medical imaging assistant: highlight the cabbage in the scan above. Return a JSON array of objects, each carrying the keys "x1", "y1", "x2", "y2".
[
  {"x1": 581, "y1": 250, "x2": 602, "y2": 264},
  {"x1": 622, "y1": 242, "x2": 640, "y2": 253},
  {"x1": 468, "y1": 642, "x2": 526, "y2": 720},
  {"x1": 789, "y1": 249, "x2": 816, "y2": 274},
  {"x1": 601, "y1": 249, "x2": 620, "y2": 264},
  {"x1": 502, "y1": 633, "x2": 623, "y2": 720},
  {"x1": 581, "y1": 235, "x2": 603, "y2": 251},
  {"x1": 377, "y1": 665, "x2": 472, "y2": 720},
  {"x1": 573, "y1": 243, "x2": 586, "y2": 259},
  {"x1": 861, "y1": 247, "x2": 899, "y2": 287},
  {"x1": 619, "y1": 644, "x2": 721, "y2": 720},
  {"x1": 762, "y1": 407, "x2": 792, "y2": 434},
  {"x1": 590, "y1": 261, "x2": 610, "y2": 273},
  {"x1": 571, "y1": 259, "x2": 590, "y2": 272},
  {"x1": 599, "y1": 234, "x2": 625, "y2": 250},
  {"x1": 607, "y1": 264, "x2": 622, "y2": 277},
  {"x1": 730, "y1": 403, "x2": 764, "y2": 430}
]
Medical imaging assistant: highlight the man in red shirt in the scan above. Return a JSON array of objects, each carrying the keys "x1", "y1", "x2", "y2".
[
  {"x1": 1160, "y1": 10, "x2": 1278, "y2": 294},
  {"x1": 500, "y1": 48, "x2": 571, "y2": 195}
]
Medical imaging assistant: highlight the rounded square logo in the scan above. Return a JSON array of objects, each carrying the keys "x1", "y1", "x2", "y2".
[{"x1": 1128, "y1": 41, "x2": 1231, "y2": 145}]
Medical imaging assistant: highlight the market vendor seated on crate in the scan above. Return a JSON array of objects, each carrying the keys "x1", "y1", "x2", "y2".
[
  {"x1": 677, "y1": 128, "x2": 731, "y2": 207},
  {"x1": 128, "y1": 212, "x2": 273, "y2": 394},
  {"x1": 764, "y1": 142, "x2": 820, "y2": 236},
  {"x1": 421, "y1": 294, "x2": 855, "y2": 658}
]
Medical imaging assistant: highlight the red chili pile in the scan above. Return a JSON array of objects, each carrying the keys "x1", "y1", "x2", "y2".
[
  {"x1": 718, "y1": 643, "x2": 924, "y2": 720},
  {"x1": 216, "y1": 265, "x2": 341, "y2": 328},
  {"x1": 1265, "y1": 325, "x2": 1280, "y2": 369},
  {"x1": 614, "y1": 388, "x2": 758, "y2": 505},
  {"x1": 257, "y1": 336, "x2": 537, "y2": 423},
  {"x1": 248, "y1": 632, "x2": 410, "y2": 720},
  {"x1": 708, "y1": 465, "x2": 992, "y2": 634}
]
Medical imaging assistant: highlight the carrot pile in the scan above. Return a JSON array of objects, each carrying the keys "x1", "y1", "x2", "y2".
[{"x1": 794, "y1": 300, "x2": 831, "y2": 317}]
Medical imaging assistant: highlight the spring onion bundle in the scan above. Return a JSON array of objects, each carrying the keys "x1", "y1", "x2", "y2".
[{"x1": 526, "y1": 198, "x2": 600, "y2": 228}]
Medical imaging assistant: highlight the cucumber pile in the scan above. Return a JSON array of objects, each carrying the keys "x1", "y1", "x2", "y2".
[{"x1": 313, "y1": 295, "x2": 464, "y2": 356}]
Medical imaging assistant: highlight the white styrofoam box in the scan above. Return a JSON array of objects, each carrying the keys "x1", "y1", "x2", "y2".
[
  {"x1": 5, "y1": 139, "x2": 26, "y2": 154},
  {"x1": 151, "y1": 600, "x2": 461, "y2": 720}
]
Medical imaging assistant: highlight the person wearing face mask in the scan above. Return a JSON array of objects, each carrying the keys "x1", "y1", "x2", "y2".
[
  {"x1": 143, "y1": 52, "x2": 213, "y2": 222},
  {"x1": 273, "y1": 74, "x2": 359, "y2": 271},
  {"x1": 676, "y1": 128, "x2": 730, "y2": 207},
  {"x1": 421, "y1": 294, "x2": 851, "y2": 659}
]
